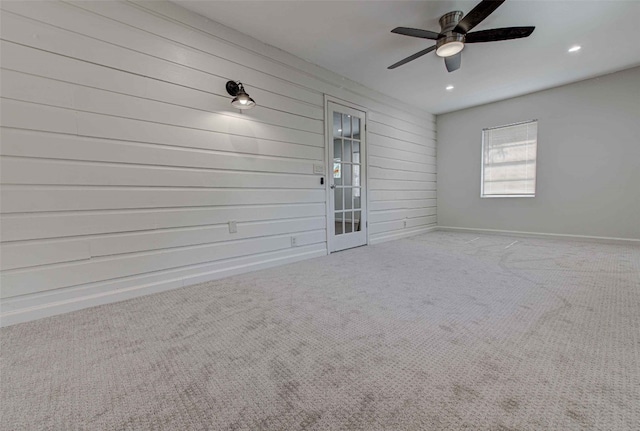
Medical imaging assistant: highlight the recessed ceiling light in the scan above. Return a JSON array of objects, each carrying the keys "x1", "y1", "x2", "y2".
[
  {"x1": 338, "y1": 129, "x2": 342, "y2": 132},
  {"x1": 568, "y1": 45, "x2": 581, "y2": 53},
  {"x1": 446, "y1": 85, "x2": 454, "y2": 91}
]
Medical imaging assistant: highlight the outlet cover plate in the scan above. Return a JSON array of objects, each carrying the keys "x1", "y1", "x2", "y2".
[{"x1": 228, "y1": 221, "x2": 237, "y2": 233}]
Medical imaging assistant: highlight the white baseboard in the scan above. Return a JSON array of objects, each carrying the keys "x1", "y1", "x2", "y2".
[
  {"x1": 369, "y1": 225, "x2": 438, "y2": 245},
  {"x1": 0, "y1": 245, "x2": 327, "y2": 327},
  {"x1": 436, "y1": 226, "x2": 640, "y2": 245},
  {"x1": 7, "y1": 224, "x2": 632, "y2": 327}
]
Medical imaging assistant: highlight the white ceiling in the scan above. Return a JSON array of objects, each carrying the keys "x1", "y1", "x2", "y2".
[{"x1": 177, "y1": 0, "x2": 640, "y2": 114}]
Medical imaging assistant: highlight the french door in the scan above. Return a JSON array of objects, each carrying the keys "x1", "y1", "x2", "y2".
[{"x1": 327, "y1": 101, "x2": 367, "y2": 252}]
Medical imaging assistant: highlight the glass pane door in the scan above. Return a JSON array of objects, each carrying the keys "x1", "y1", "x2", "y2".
[{"x1": 328, "y1": 102, "x2": 367, "y2": 252}]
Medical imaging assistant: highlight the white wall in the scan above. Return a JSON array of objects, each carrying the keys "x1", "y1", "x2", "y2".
[
  {"x1": 0, "y1": 1, "x2": 436, "y2": 325},
  {"x1": 437, "y1": 66, "x2": 640, "y2": 241}
]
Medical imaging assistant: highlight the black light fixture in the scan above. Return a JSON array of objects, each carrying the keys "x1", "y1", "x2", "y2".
[{"x1": 226, "y1": 81, "x2": 256, "y2": 110}]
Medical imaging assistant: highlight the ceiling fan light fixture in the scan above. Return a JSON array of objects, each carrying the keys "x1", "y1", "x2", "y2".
[
  {"x1": 435, "y1": 32, "x2": 465, "y2": 58},
  {"x1": 436, "y1": 41, "x2": 464, "y2": 57}
]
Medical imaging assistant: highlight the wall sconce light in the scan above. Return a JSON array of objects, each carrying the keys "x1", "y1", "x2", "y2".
[{"x1": 226, "y1": 81, "x2": 256, "y2": 110}]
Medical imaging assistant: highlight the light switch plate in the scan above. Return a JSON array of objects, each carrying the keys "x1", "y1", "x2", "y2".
[
  {"x1": 228, "y1": 221, "x2": 237, "y2": 233},
  {"x1": 313, "y1": 164, "x2": 324, "y2": 174}
]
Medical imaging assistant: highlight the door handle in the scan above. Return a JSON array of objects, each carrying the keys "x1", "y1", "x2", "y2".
[{"x1": 330, "y1": 184, "x2": 336, "y2": 189}]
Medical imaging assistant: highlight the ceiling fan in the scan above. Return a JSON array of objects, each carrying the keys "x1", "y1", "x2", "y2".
[{"x1": 388, "y1": 0, "x2": 534, "y2": 72}]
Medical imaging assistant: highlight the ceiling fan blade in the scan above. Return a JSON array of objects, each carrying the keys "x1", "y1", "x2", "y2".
[
  {"x1": 465, "y1": 26, "x2": 534, "y2": 43},
  {"x1": 454, "y1": 0, "x2": 506, "y2": 34},
  {"x1": 445, "y1": 52, "x2": 461, "y2": 72},
  {"x1": 388, "y1": 45, "x2": 436, "y2": 69},
  {"x1": 391, "y1": 27, "x2": 441, "y2": 40}
]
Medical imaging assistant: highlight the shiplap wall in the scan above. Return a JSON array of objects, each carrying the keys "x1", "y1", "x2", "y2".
[{"x1": 0, "y1": 0, "x2": 436, "y2": 325}]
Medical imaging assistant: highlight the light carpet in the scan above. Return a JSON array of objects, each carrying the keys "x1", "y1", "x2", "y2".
[{"x1": 1, "y1": 232, "x2": 639, "y2": 430}]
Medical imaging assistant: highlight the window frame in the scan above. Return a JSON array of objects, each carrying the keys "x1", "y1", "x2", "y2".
[{"x1": 480, "y1": 119, "x2": 538, "y2": 198}]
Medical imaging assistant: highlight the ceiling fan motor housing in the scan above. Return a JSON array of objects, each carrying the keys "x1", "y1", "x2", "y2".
[
  {"x1": 436, "y1": 11, "x2": 465, "y2": 56},
  {"x1": 439, "y1": 10, "x2": 463, "y2": 32}
]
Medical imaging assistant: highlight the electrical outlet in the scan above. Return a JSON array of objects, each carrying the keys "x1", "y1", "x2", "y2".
[
  {"x1": 291, "y1": 236, "x2": 297, "y2": 247},
  {"x1": 228, "y1": 221, "x2": 237, "y2": 233}
]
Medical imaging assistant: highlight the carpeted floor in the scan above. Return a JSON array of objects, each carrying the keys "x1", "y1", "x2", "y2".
[{"x1": 1, "y1": 231, "x2": 639, "y2": 430}]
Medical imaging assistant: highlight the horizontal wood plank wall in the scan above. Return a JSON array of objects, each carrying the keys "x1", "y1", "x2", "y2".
[{"x1": 0, "y1": 0, "x2": 435, "y2": 324}]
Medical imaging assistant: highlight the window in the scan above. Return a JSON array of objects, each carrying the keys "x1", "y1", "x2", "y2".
[{"x1": 481, "y1": 120, "x2": 538, "y2": 197}]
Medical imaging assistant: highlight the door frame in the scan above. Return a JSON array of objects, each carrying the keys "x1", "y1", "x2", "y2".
[{"x1": 324, "y1": 95, "x2": 370, "y2": 254}]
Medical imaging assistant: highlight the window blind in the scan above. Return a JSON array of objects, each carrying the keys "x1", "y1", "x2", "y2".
[{"x1": 481, "y1": 120, "x2": 538, "y2": 197}]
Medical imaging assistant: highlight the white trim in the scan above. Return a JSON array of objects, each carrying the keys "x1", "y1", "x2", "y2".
[
  {"x1": 0, "y1": 247, "x2": 326, "y2": 327},
  {"x1": 11, "y1": 224, "x2": 634, "y2": 327},
  {"x1": 436, "y1": 226, "x2": 640, "y2": 245},
  {"x1": 480, "y1": 195, "x2": 535, "y2": 198},
  {"x1": 324, "y1": 94, "x2": 369, "y2": 113},
  {"x1": 369, "y1": 226, "x2": 438, "y2": 245},
  {"x1": 483, "y1": 119, "x2": 538, "y2": 131},
  {"x1": 324, "y1": 95, "x2": 332, "y2": 255}
]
